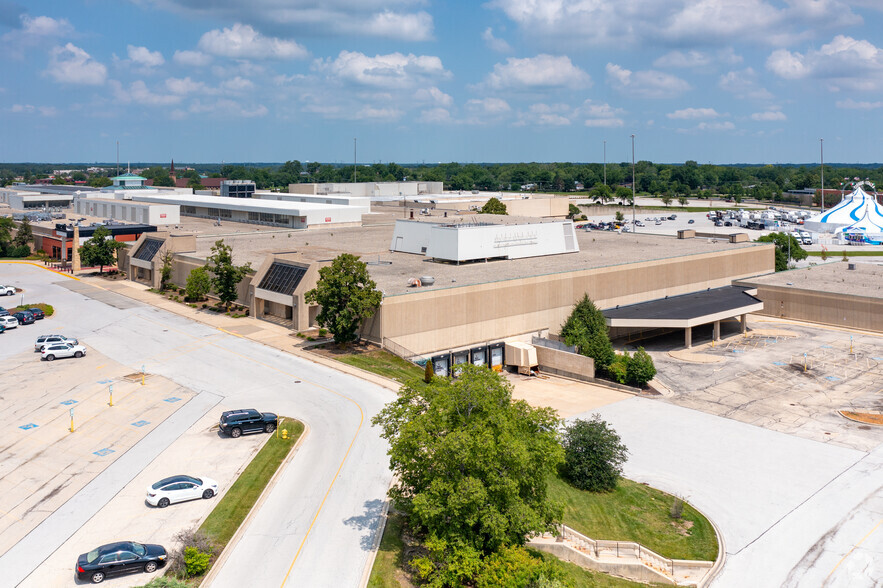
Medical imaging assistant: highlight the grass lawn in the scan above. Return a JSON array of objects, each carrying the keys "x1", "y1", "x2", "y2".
[
  {"x1": 335, "y1": 349, "x2": 425, "y2": 385},
  {"x1": 199, "y1": 418, "x2": 304, "y2": 547},
  {"x1": 548, "y1": 475, "x2": 718, "y2": 562}
]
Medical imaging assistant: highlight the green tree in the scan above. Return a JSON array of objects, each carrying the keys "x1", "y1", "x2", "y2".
[
  {"x1": 479, "y1": 197, "x2": 507, "y2": 215},
  {"x1": 13, "y1": 218, "x2": 33, "y2": 248},
  {"x1": 661, "y1": 194, "x2": 673, "y2": 207},
  {"x1": 304, "y1": 253, "x2": 382, "y2": 346},
  {"x1": 185, "y1": 266, "x2": 212, "y2": 301},
  {"x1": 614, "y1": 186, "x2": 633, "y2": 205},
  {"x1": 78, "y1": 226, "x2": 125, "y2": 273},
  {"x1": 589, "y1": 184, "x2": 613, "y2": 204},
  {"x1": 756, "y1": 232, "x2": 807, "y2": 271},
  {"x1": 159, "y1": 250, "x2": 174, "y2": 291},
  {"x1": 205, "y1": 240, "x2": 251, "y2": 308},
  {"x1": 678, "y1": 196, "x2": 689, "y2": 206},
  {"x1": 0, "y1": 217, "x2": 14, "y2": 254},
  {"x1": 561, "y1": 415, "x2": 629, "y2": 492},
  {"x1": 626, "y1": 347, "x2": 656, "y2": 387},
  {"x1": 372, "y1": 365, "x2": 563, "y2": 587},
  {"x1": 615, "y1": 211, "x2": 625, "y2": 222},
  {"x1": 88, "y1": 176, "x2": 112, "y2": 188},
  {"x1": 560, "y1": 295, "x2": 615, "y2": 373},
  {"x1": 567, "y1": 203, "x2": 580, "y2": 219}
]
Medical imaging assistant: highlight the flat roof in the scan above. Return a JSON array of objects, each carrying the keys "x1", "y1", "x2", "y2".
[
  {"x1": 739, "y1": 260, "x2": 883, "y2": 299},
  {"x1": 128, "y1": 192, "x2": 359, "y2": 214},
  {"x1": 603, "y1": 286, "x2": 764, "y2": 327}
]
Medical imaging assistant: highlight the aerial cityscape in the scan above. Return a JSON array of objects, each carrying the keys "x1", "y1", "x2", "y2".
[{"x1": 0, "y1": 1, "x2": 882, "y2": 588}]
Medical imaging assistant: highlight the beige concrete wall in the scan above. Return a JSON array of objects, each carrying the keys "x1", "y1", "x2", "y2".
[
  {"x1": 736, "y1": 282, "x2": 883, "y2": 333},
  {"x1": 535, "y1": 345, "x2": 595, "y2": 380},
  {"x1": 376, "y1": 245, "x2": 774, "y2": 355}
]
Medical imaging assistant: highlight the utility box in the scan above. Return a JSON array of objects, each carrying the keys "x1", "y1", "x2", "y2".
[{"x1": 505, "y1": 342, "x2": 538, "y2": 375}]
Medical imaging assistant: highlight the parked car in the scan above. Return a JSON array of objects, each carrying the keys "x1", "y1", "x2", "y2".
[
  {"x1": 0, "y1": 315, "x2": 18, "y2": 329},
  {"x1": 27, "y1": 307, "x2": 44, "y2": 320},
  {"x1": 0, "y1": 306, "x2": 8, "y2": 316},
  {"x1": 13, "y1": 311, "x2": 35, "y2": 325},
  {"x1": 668, "y1": 214, "x2": 677, "y2": 220},
  {"x1": 146, "y1": 475, "x2": 219, "y2": 508},
  {"x1": 0, "y1": 285, "x2": 15, "y2": 296},
  {"x1": 219, "y1": 409, "x2": 277, "y2": 438},
  {"x1": 42, "y1": 342, "x2": 87, "y2": 361},
  {"x1": 688, "y1": 219, "x2": 695, "y2": 224},
  {"x1": 35, "y1": 334, "x2": 79, "y2": 352},
  {"x1": 76, "y1": 541, "x2": 167, "y2": 584},
  {"x1": 724, "y1": 221, "x2": 733, "y2": 227},
  {"x1": 0, "y1": 324, "x2": 5, "y2": 334}
]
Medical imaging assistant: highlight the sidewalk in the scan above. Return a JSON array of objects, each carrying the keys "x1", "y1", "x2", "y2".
[{"x1": 76, "y1": 276, "x2": 402, "y2": 392}]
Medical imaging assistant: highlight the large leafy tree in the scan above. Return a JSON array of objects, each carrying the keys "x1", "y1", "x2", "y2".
[
  {"x1": 560, "y1": 294, "x2": 615, "y2": 373},
  {"x1": 205, "y1": 239, "x2": 251, "y2": 307},
  {"x1": 479, "y1": 197, "x2": 507, "y2": 215},
  {"x1": 756, "y1": 232, "x2": 807, "y2": 271},
  {"x1": 561, "y1": 415, "x2": 629, "y2": 492},
  {"x1": 305, "y1": 253, "x2": 382, "y2": 346},
  {"x1": 372, "y1": 365, "x2": 564, "y2": 587},
  {"x1": 78, "y1": 226, "x2": 125, "y2": 273}
]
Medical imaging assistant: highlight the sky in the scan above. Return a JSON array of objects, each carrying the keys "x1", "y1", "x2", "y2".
[{"x1": 1, "y1": 0, "x2": 882, "y2": 165}]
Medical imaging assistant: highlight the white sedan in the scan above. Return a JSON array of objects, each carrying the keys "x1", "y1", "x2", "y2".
[
  {"x1": 0, "y1": 316, "x2": 18, "y2": 329},
  {"x1": 146, "y1": 475, "x2": 219, "y2": 508},
  {"x1": 41, "y1": 343, "x2": 87, "y2": 361},
  {"x1": 0, "y1": 285, "x2": 15, "y2": 296}
]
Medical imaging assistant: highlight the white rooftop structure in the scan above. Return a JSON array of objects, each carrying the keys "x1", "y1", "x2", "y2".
[
  {"x1": 389, "y1": 218, "x2": 579, "y2": 263},
  {"x1": 290, "y1": 181, "x2": 443, "y2": 199},
  {"x1": 804, "y1": 184, "x2": 883, "y2": 240}
]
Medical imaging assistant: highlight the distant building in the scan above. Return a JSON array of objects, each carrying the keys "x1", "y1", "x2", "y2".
[
  {"x1": 221, "y1": 180, "x2": 256, "y2": 198},
  {"x1": 110, "y1": 173, "x2": 148, "y2": 189}
]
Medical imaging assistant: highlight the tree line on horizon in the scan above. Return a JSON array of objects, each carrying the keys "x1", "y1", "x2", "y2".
[{"x1": 2, "y1": 160, "x2": 881, "y2": 203}]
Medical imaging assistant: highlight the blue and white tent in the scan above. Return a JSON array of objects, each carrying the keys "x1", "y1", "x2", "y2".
[{"x1": 804, "y1": 185, "x2": 883, "y2": 238}]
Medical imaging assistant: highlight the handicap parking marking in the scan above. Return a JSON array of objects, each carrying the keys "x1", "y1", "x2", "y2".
[
  {"x1": 93, "y1": 448, "x2": 115, "y2": 457},
  {"x1": 131, "y1": 420, "x2": 150, "y2": 427},
  {"x1": 60, "y1": 399, "x2": 78, "y2": 406},
  {"x1": 732, "y1": 349, "x2": 745, "y2": 353},
  {"x1": 164, "y1": 397, "x2": 181, "y2": 403},
  {"x1": 872, "y1": 357, "x2": 883, "y2": 361},
  {"x1": 826, "y1": 376, "x2": 842, "y2": 382},
  {"x1": 97, "y1": 379, "x2": 113, "y2": 384},
  {"x1": 821, "y1": 345, "x2": 833, "y2": 349},
  {"x1": 773, "y1": 361, "x2": 787, "y2": 366},
  {"x1": 19, "y1": 423, "x2": 38, "y2": 430}
]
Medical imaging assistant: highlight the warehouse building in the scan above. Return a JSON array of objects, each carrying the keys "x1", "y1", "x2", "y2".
[{"x1": 74, "y1": 196, "x2": 180, "y2": 226}]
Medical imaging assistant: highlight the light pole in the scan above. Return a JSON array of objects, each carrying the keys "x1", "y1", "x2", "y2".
[
  {"x1": 603, "y1": 140, "x2": 607, "y2": 186},
  {"x1": 820, "y1": 138, "x2": 825, "y2": 212},
  {"x1": 353, "y1": 138, "x2": 357, "y2": 184},
  {"x1": 631, "y1": 134, "x2": 636, "y2": 232}
]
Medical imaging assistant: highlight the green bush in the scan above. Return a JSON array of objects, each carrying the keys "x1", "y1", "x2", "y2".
[
  {"x1": 607, "y1": 352, "x2": 629, "y2": 384},
  {"x1": 626, "y1": 347, "x2": 656, "y2": 387},
  {"x1": 135, "y1": 577, "x2": 190, "y2": 588},
  {"x1": 183, "y1": 546, "x2": 211, "y2": 577},
  {"x1": 185, "y1": 266, "x2": 211, "y2": 301},
  {"x1": 10, "y1": 244, "x2": 31, "y2": 258},
  {"x1": 474, "y1": 546, "x2": 569, "y2": 588},
  {"x1": 561, "y1": 415, "x2": 629, "y2": 492}
]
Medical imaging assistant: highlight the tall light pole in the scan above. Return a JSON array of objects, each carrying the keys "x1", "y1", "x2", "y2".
[
  {"x1": 820, "y1": 138, "x2": 825, "y2": 212},
  {"x1": 603, "y1": 140, "x2": 607, "y2": 186},
  {"x1": 631, "y1": 135, "x2": 636, "y2": 233},
  {"x1": 353, "y1": 138, "x2": 357, "y2": 184}
]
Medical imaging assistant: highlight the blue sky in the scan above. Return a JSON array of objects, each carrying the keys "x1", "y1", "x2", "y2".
[{"x1": 1, "y1": 0, "x2": 882, "y2": 164}]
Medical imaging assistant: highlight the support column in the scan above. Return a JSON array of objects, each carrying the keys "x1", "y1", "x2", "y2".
[
  {"x1": 741, "y1": 314, "x2": 747, "y2": 334},
  {"x1": 71, "y1": 225, "x2": 81, "y2": 272},
  {"x1": 684, "y1": 326, "x2": 692, "y2": 349},
  {"x1": 713, "y1": 320, "x2": 721, "y2": 342},
  {"x1": 59, "y1": 235, "x2": 66, "y2": 268}
]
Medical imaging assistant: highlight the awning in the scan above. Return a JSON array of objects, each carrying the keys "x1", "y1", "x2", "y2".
[{"x1": 603, "y1": 286, "x2": 764, "y2": 329}]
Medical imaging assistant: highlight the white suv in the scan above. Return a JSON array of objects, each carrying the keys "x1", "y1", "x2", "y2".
[
  {"x1": 35, "y1": 334, "x2": 79, "y2": 352},
  {"x1": 0, "y1": 285, "x2": 15, "y2": 296},
  {"x1": 41, "y1": 343, "x2": 87, "y2": 361},
  {"x1": 0, "y1": 316, "x2": 18, "y2": 329}
]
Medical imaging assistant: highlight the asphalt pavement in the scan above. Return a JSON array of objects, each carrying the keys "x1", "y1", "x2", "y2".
[{"x1": 0, "y1": 263, "x2": 395, "y2": 587}]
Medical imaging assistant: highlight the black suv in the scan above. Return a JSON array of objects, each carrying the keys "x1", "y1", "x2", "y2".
[{"x1": 219, "y1": 409, "x2": 277, "y2": 438}]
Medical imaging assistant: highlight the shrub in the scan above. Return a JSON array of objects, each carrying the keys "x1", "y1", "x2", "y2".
[
  {"x1": 318, "y1": 328, "x2": 327, "y2": 337},
  {"x1": 10, "y1": 244, "x2": 31, "y2": 258},
  {"x1": 474, "y1": 546, "x2": 567, "y2": 588},
  {"x1": 670, "y1": 497, "x2": 684, "y2": 519},
  {"x1": 561, "y1": 415, "x2": 629, "y2": 492},
  {"x1": 185, "y1": 266, "x2": 212, "y2": 301},
  {"x1": 607, "y1": 352, "x2": 629, "y2": 384},
  {"x1": 184, "y1": 546, "x2": 211, "y2": 577},
  {"x1": 626, "y1": 347, "x2": 656, "y2": 387},
  {"x1": 135, "y1": 577, "x2": 190, "y2": 588}
]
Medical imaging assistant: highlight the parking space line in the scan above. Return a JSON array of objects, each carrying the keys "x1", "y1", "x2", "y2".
[{"x1": 825, "y1": 519, "x2": 883, "y2": 582}]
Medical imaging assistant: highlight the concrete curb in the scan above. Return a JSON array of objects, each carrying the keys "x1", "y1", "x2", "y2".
[
  {"x1": 358, "y1": 498, "x2": 392, "y2": 588},
  {"x1": 694, "y1": 502, "x2": 727, "y2": 588},
  {"x1": 200, "y1": 420, "x2": 310, "y2": 587}
]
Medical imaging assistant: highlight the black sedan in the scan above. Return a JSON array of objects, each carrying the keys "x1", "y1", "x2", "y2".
[
  {"x1": 75, "y1": 541, "x2": 167, "y2": 584},
  {"x1": 13, "y1": 311, "x2": 35, "y2": 325},
  {"x1": 27, "y1": 307, "x2": 45, "y2": 319}
]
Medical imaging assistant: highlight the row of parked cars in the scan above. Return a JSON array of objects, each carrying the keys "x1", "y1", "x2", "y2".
[
  {"x1": 76, "y1": 409, "x2": 278, "y2": 583},
  {"x1": 0, "y1": 306, "x2": 45, "y2": 332}
]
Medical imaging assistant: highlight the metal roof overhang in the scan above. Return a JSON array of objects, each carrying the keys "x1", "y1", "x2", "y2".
[{"x1": 603, "y1": 286, "x2": 764, "y2": 329}]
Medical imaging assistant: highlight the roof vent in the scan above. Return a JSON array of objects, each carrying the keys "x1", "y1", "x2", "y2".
[
  {"x1": 420, "y1": 276, "x2": 435, "y2": 286},
  {"x1": 848, "y1": 263, "x2": 856, "y2": 270}
]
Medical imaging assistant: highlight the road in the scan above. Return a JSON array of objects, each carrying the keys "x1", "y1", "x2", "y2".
[{"x1": 0, "y1": 263, "x2": 395, "y2": 587}]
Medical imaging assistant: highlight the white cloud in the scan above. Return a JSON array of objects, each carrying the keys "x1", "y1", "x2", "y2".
[
  {"x1": 836, "y1": 98, "x2": 883, "y2": 109},
  {"x1": 766, "y1": 35, "x2": 883, "y2": 90},
  {"x1": 173, "y1": 50, "x2": 212, "y2": 67},
  {"x1": 221, "y1": 76, "x2": 255, "y2": 93},
  {"x1": 315, "y1": 51, "x2": 450, "y2": 88},
  {"x1": 465, "y1": 97, "x2": 511, "y2": 114},
  {"x1": 10, "y1": 104, "x2": 57, "y2": 116},
  {"x1": 188, "y1": 98, "x2": 268, "y2": 118},
  {"x1": 482, "y1": 27, "x2": 512, "y2": 53},
  {"x1": 419, "y1": 108, "x2": 452, "y2": 123},
  {"x1": 3, "y1": 15, "x2": 73, "y2": 49},
  {"x1": 513, "y1": 103, "x2": 572, "y2": 126},
  {"x1": 485, "y1": 55, "x2": 590, "y2": 90},
  {"x1": 127, "y1": 45, "x2": 164, "y2": 68},
  {"x1": 353, "y1": 106, "x2": 403, "y2": 121},
  {"x1": 667, "y1": 107, "x2": 720, "y2": 120},
  {"x1": 718, "y1": 68, "x2": 774, "y2": 101},
  {"x1": 654, "y1": 50, "x2": 713, "y2": 69},
  {"x1": 578, "y1": 100, "x2": 625, "y2": 127},
  {"x1": 198, "y1": 23, "x2": 308, "y2": 60},
  {"x1": 364, "y1": 11, "x2": 433, "y2": 41},
  {"x1": 132, "y1": 0, "x2": 433, "y2": 41},
  {"x1": 165, "y1": 76, "x2": 208, "y2": 94},
  {"x1": 112, "y1": 80, "x2": 182, "y2": 106},
  {"x1": 45, "y1": 43, "x2": 107, "y2": 85},
  {"x1": 750, "y1": 110, "x2": 786, "y2": 121},
  {"x1": 414, "y1": 87, "x2": 453, "y2": 107},
  {"x1": 606, "y1": 63, "x2": 689, "y2": 98},
  {"x1": 697, "y1": 121, "x2": 736, "y2": 131}
]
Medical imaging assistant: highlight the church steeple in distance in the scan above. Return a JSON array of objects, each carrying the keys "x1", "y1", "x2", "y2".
[{"x1": 170, "y1": 158, "x2": 176, "y2": 182}]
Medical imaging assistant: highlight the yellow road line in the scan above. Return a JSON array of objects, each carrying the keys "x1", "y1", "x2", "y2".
[
  {"x1": 825, "y1": 518, "x2": 883, "y2": 581},
  {"x1": 0, "y1": 260, "x2": 81, "y2": 280},
  {"x1": 130, "y1": 314, "x2": 366, "y2": 587}
]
